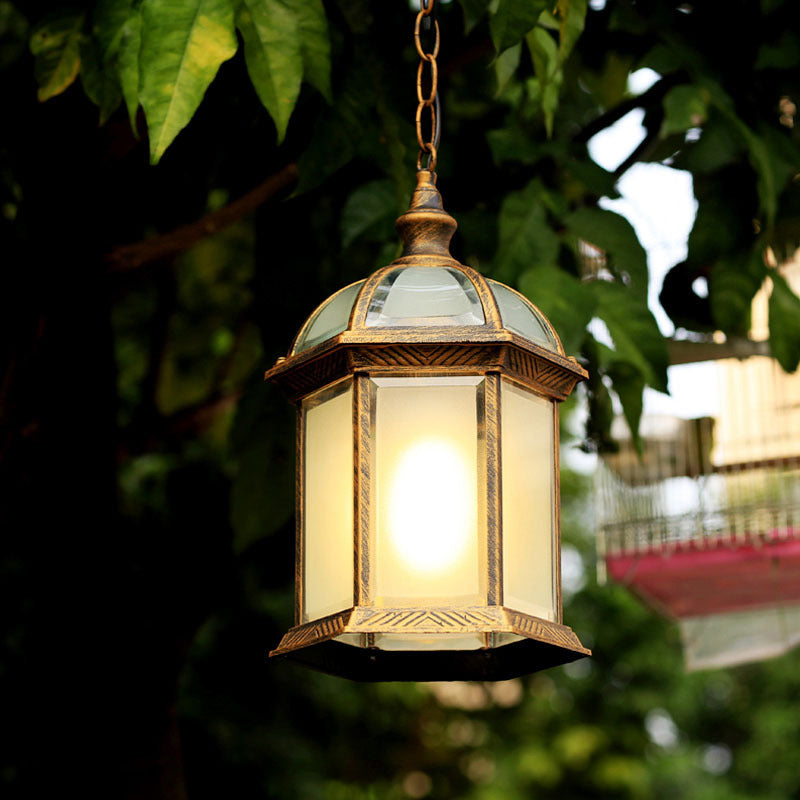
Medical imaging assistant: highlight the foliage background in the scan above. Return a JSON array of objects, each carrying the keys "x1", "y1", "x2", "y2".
[{"x1": 2, "y1": 0, "x2": 800, "y2": 797}]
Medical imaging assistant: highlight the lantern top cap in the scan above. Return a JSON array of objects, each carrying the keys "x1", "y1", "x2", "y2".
[{"x1": 288, "y1": 171, "x2": 564, "y2": 357}]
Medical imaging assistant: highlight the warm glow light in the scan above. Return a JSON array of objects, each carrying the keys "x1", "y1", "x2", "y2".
[
  {"x1": 372, "y1": 376, "x2": 482, "y2": 606},
  {"x1": 388, "y1": 437, "x2": 472, "y2": 574}
]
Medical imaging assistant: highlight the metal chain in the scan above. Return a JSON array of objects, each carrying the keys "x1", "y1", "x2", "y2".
[{"x1": 414, "y1": 0, "x2": 440, "y2": 171}]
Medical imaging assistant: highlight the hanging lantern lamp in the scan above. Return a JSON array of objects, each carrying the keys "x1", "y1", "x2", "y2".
[{"x1": 264, "y1": 0, "x2": 590, "y2": 681}]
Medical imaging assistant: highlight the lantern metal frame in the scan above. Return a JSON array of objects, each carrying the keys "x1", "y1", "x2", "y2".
[{"x1": 265, "y1": 171, "x2": 591, "y2": 681}]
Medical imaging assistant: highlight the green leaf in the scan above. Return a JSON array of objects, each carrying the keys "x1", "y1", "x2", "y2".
[
  {"x1": 285, "y1": 0, "x2": 331, "y2": 102},
  {"x1": 93, "y1": 0, "x2": 134, "y2": 58},
  {"x1": 458, "y1": 0, "x2": 491, "y2": 33},
  {"x1": 518, "y1": 265, "x2": 595, "y2": 355},
  {"x1": 30, "y1": 12, "x2": 84, "y2": 101},
  {"x1": 709, "y1": 250, "x2": 767, "y2": 336},
  {"x1": 661, "y1": 85, "x2": 709, "y2": 137},
  {"x1": 687, "y1": 173, "x2": 754, "y2": 268},
  {"x1": 79, "y1": 33, "x2": 122, "y2": 124},
  {"x1": 769, "y1": 271, "x2": 800, "y2": 372},
  {"x1": 118, "y1": 6, "x2": 142, "y2": 130},
  {"x1": 579, "y1": 50, "x2": 633, "y2": 109},
  {"x1": 489, "y1": 0, "x2": 547, "y2": 53},
  {"x1": 0, "y1": 2, "x2": 29, "y2": 71},
  {"x1": 527, "y1": 26, "x2": 558, "y2": 80},
  {"x1": 761, "y1": 125, "x2": 800, "y2": 197},
  {"x1": 340, "y1": 180, "x2": 398, "y2": 248},
  {"x1": 139, "y1": 0, "x2": 237, "y2": 163},
  {"x1": 714, "y1": 104, "x2": 778, "y2": 228},
  {"x1": 526, "y1": 26, "x2": 561, "y2": 135},
  {"x1": 555, "y1": 0, "x2": 586, "y2": 63},
  {"x1": 565, "y1": 158, "x2": 620, "y2": 200},
  {"x1": 604, "y1": 356, "x2": 646, "y2": 452},
  {"x1": 755, "y1": 31, "x2": 800, "y2": 69},
  {"x1": 229, "y1": 381, "x2": 295, "y2": 554},
  {"x1": 236, "y1": 0, "x2": 303, "y2": 143},
  {"x1": 294, "y1": 61, "x2": 368, "y2": 195},
  {"x1": 494, "y1": 41, "x2": 520, "y2": 97},
  {"x1": 739, "y1": 124, "x2": 778, "y2": 229},
  {"x1": 592, "y1": 280, "x2": 668, "y2": 394},
  {"x1": 583, "y1": 335, "x2": 617, "y2": 453},
  {"x1": 486, "y1": 126, "x2": 542, "y2": 165},
  {"x1": 85, "y1": 0, "x2": 138, "y2": 123},
  {"x1": 671, "y1": 112, "x2": 743, "y2": 174},
  {"x1": 494, "y1": 180, "x2": 560, "y2": 283},
  {"x1": 565, "y1": 207, "x2": 649, "y2": 300},
  {"x1": 372, "y1": 77, "x2": 414, "y2": 208}
]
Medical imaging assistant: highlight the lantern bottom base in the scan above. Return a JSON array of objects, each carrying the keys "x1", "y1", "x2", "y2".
[{"x1": 269, "y1": 606, "x2": 590, "y2": 682}]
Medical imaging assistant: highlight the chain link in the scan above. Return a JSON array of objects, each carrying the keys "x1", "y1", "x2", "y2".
[{"x1": 414, "y1": 0, "x2": 439, "y2": 171}]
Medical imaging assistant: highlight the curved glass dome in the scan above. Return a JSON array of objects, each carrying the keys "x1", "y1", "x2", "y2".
[
  {"x1": 293, "y1": 280, "x2": 365, "y2": 354},
  {"x1": 290, "y1": 267, "x2": 562, "y2": 356},
  {"x1": 366, "y1": 267, "x2": 485, "y2": 328},
  {"x1": 487, "y1": 280, "x2": 560, "y2": 352}
]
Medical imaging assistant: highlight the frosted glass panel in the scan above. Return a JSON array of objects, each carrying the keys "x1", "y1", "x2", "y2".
[
  {"x1": 366, "y1": 267, "x2": 485, "y2": 327},
  {"x1": 303, "y1": 380, "x2": 354, "y2": 621},
  {"x1": 488, "y1": 280, "x2": 559, "y2": 351},
  {"x1": 501, "y1": 381, "x2": 556, "y2": 620},
  {"x1": 681, "y1": 605, "x2": 800, "y2": 671},
  {"x1": 294, "y1": 280, "x2": 365, "y2": 354},
  {"x1": 374, "y1": 633, "x2": 485, "y2": 651},
  {"x1": 372, "y1": 376, "x2": 485, "y2": 607}
]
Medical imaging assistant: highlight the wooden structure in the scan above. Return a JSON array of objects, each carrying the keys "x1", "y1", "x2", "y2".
[{"x1": 597, "y1": 260, "x2": 800, "y2": 669}]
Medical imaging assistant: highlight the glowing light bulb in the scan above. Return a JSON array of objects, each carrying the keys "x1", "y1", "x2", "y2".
[{"x1": 388, "y1": 438, "x2": 472, "y2": 574}]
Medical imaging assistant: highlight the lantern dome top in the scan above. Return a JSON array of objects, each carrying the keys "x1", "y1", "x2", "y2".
[{"x1": 289, "y1": 171, "x2": 563, "y2": 358}]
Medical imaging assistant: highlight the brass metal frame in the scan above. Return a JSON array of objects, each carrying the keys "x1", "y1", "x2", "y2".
[
  {"x1": 265, "y1": 170, "x2": 590, "y2": 681},
  {"x1": 271, "y1": 605, "x2": 588, "y2": 682}
]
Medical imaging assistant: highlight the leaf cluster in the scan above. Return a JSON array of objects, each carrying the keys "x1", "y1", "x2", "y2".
[{"x1": 29, "y1": 0, "x2": 331, "y2": 161}]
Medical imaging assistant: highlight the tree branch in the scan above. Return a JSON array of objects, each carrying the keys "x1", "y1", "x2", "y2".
[
  {"x1": 106, "y1": 163, "x2": 299, "y2": 273},
  {"x1": 668, "y1": 336, "x2": 771, "y2": 365},
  {"x1": 573, "y1": 74, "x2": 682, "y2": 144},
  {"x1": 613, "y1": 127, "x2": 661, "y2": 178}
]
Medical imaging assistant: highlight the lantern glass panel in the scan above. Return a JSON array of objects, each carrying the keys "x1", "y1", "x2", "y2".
[
  {"x1": 293, "y1": 280, "x2": 365, "y2": 354},
  {"x1": 366, "y1": 267, "x2": 485, "y2": 327},
  {"x1": 501, "y1": 380, "x2": 557, "y2": 621},
  {"x1": 374, "y1": 633, "x2": 485, "y2": 650},
  {"x1": 487, "y1": 280, "x2": 559, "y2": 352},
  {"x1": 302, "y1": 379, "x2": 354, "y2": 622},
  {"x1": 370, "y1": 376, "x2": 487, "y2": 608}
]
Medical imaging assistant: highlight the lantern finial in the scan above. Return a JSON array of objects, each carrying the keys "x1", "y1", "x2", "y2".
[{"x1": 394, "y1": 169, "x2": 457, "y2": 261}]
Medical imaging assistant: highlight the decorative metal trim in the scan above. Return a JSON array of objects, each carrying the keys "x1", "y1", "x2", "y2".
[
  {"x1": 348, "y1": 605, "x2": 506, "y2": 632},
  {"x1": 485, "y1": 373, "x2": 503, "y2": 606},
  {"x1": 349, "y1": 266, "x2": 392, "y2": 329},
  {"x1": 353, "y1": 375, "x2": 372, "y2": 605},
  {"x1": 270, "y1": 605, "x2": 590, "y2": 680},
  {"x1": 506, "y1": 610, "x2": 589, "y2": 653},
  {"x1": 272, "y1": 609, "x2": 352, "y2": 655},
  {"x1": 272, "y1": 605, "x2": 588, "y2": 653},
  {"x1": 266, "y1": 339, "x2": 585, "y2": 404}
]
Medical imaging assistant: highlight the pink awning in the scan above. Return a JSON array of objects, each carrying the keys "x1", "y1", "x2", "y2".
[{"x1": 605, "y1": 531, "x2": 800, "y2": 618}]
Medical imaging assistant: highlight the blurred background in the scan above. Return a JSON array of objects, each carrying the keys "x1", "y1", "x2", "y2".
[{"x1": 2, "y1": 0, "x2": 800, "y2": 797}]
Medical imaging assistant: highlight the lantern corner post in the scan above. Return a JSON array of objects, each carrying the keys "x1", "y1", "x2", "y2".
[
  {"x1": 484, "y1": 371, "x2": 504, "y2": 609},
  {"x1": 295, "y1": 403, "x2": 305, "y2": 627},
  {"x1": 352, "y1": 371, "x2": 374, "y2": 612}
]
